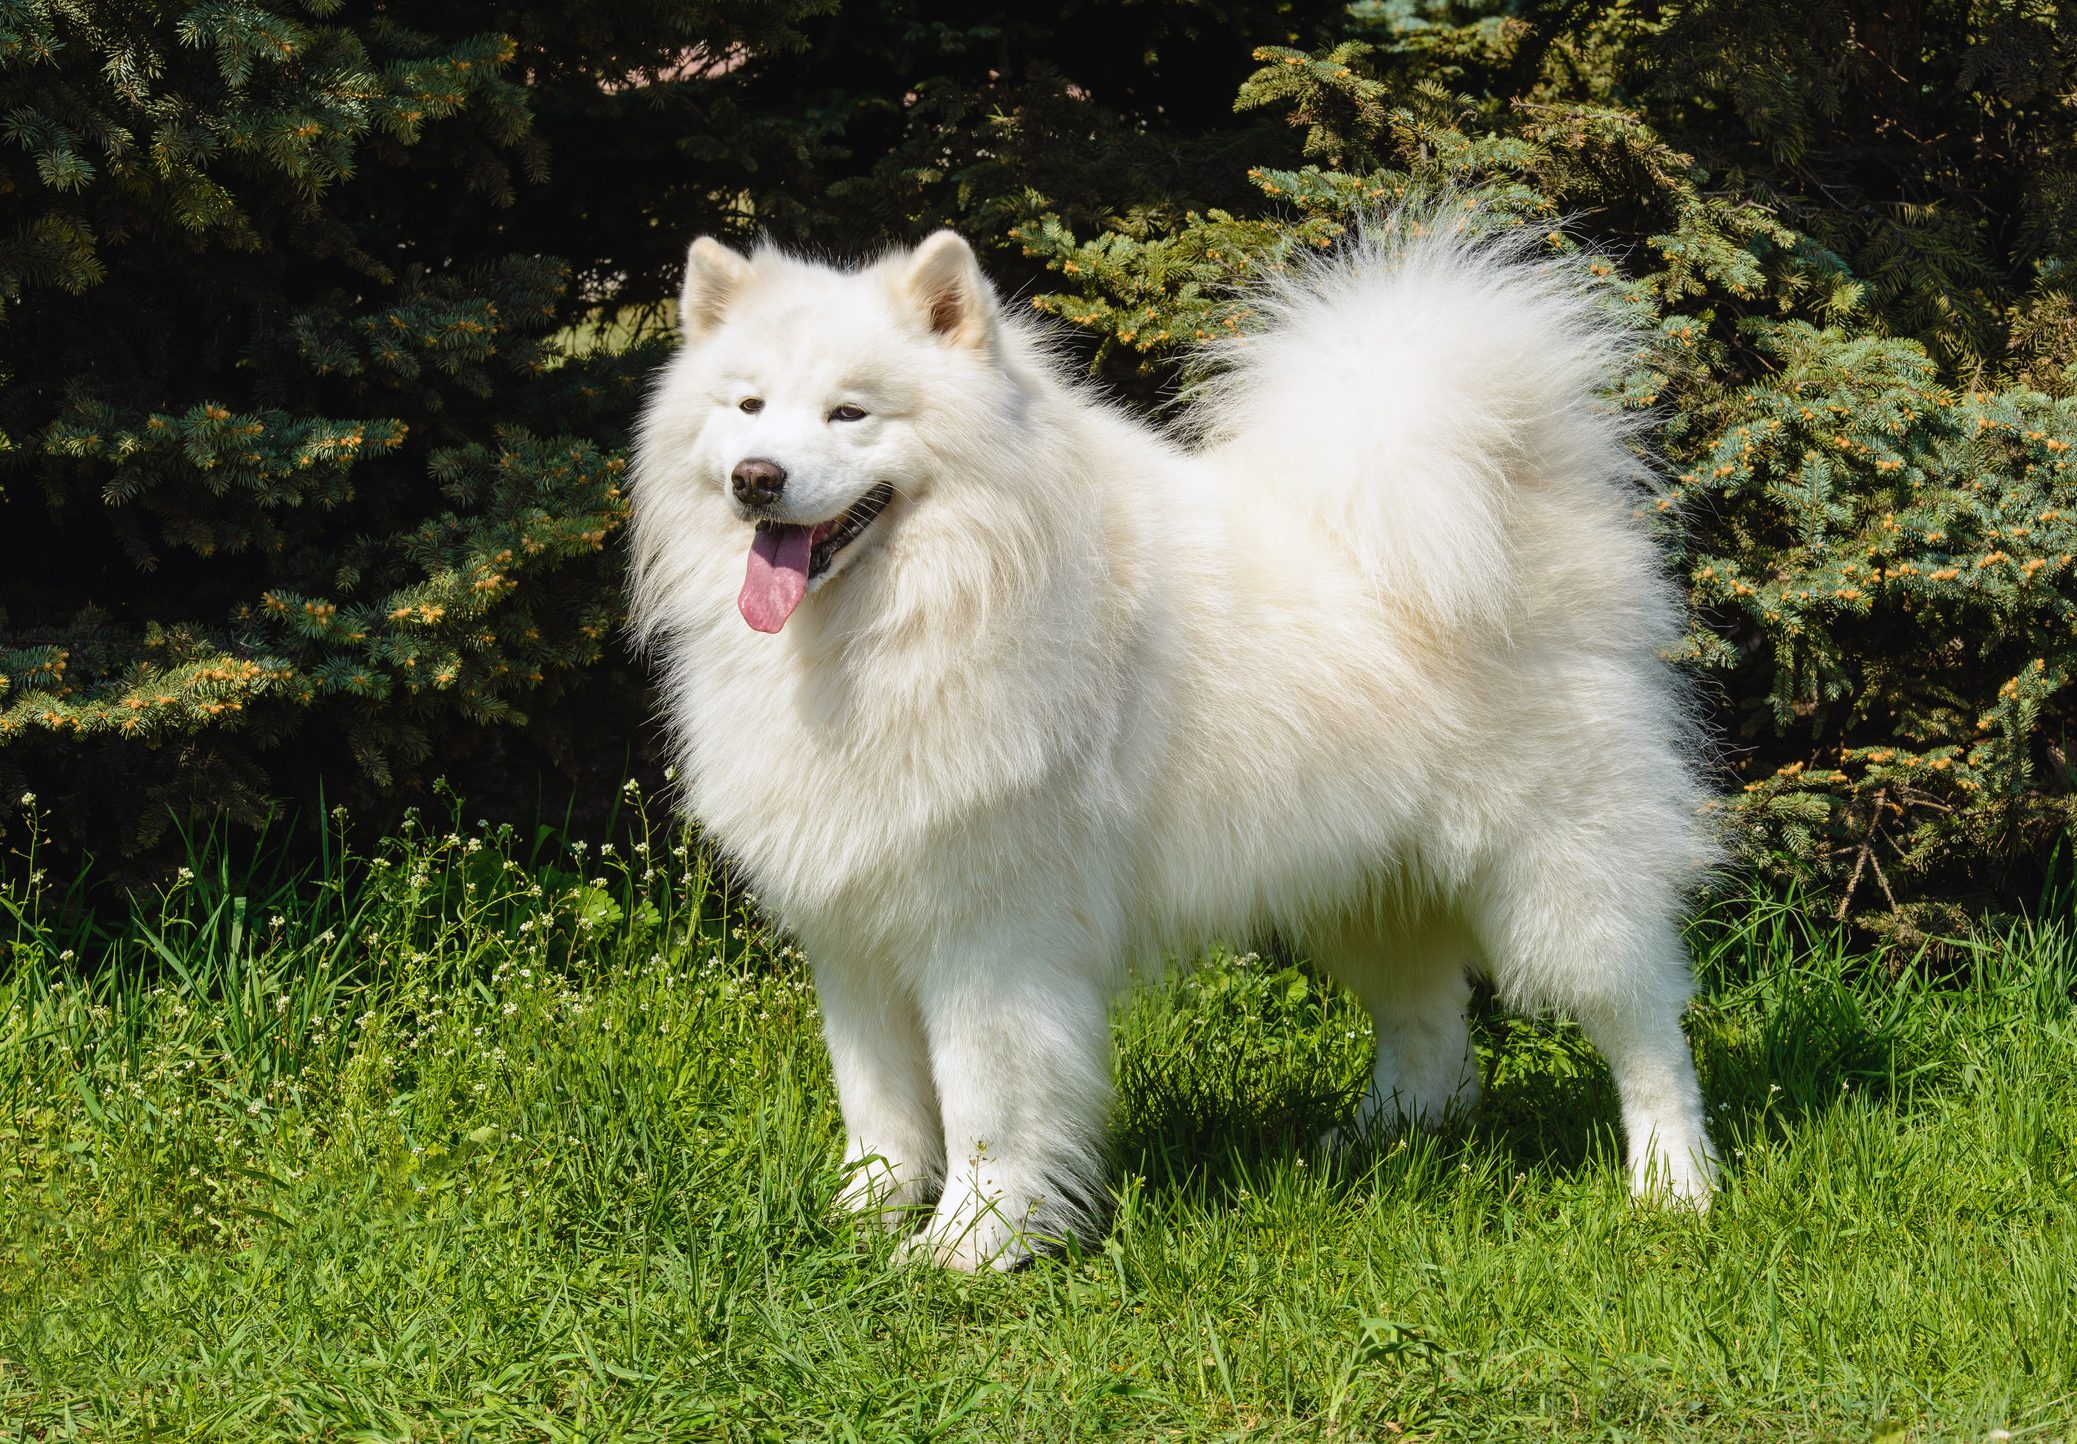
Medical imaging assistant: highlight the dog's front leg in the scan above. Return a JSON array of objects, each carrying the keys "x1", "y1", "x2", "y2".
[
  {"x1": 814, "y1": 957, "x2": 944, "y2": 1227},
  {"x1": 904, "y1": 956, "x2": 1113, "y2": 1271}
]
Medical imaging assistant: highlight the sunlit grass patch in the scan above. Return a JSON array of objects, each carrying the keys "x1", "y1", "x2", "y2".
[{"x1": 3, "y1": 788, "x2": 2074, "y2": 1439}]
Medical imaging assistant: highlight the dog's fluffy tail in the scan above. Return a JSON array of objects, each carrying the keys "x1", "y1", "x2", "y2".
[{"x1": 1192, "y1": 213, "x2": 1654, "y2": 627}]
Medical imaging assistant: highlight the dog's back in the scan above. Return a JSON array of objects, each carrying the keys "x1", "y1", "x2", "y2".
[{"x1": 1114, "y1": 221, "x2": 1714, "y2": 976}]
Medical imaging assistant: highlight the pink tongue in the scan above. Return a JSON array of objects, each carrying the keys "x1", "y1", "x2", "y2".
[{"x1": 739, "y1": 524, "x2": 813, "y2": 633}]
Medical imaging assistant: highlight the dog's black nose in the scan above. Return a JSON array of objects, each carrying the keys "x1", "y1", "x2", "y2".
[{"x1": 731, "y1": 458, "x2": 787, "y2": 507}]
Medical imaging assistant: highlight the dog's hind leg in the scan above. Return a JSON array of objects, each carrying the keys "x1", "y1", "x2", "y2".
[
  {"x1": 815, "y1": 957, "x2": 944, "y2": 1228},
  {"x1": 1313, "y1": 914, "x2": 1482, "y2": 1141},
  {"x1": 1571, "y1": 974, "x2": 1719, "y2": 1205},
  {"x1": 1471, "y1": 859, "x2": 1717, "y2": 1206}
]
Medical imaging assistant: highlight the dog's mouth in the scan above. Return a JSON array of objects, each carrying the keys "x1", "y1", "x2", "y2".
[{"x1": 738, "y1": 481, "x2": 895, "y2": 633}]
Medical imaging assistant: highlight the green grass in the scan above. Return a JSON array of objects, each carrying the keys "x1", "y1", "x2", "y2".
[{"x1": 3, "y1": 787, "x2": 2074, "y2": 1440}]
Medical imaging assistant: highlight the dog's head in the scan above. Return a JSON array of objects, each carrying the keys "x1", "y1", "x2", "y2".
[{"x1": 641, "y1": 231, "x2": 1013, "y2": 635}]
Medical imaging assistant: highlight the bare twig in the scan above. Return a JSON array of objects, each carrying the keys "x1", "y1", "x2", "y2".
[{"x1": 1834, "y1": 788, "x2": 1898, "y2": 923}]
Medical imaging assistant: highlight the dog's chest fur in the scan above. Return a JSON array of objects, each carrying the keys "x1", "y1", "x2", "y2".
[{"x1": 671, "y1": 603, "x2": 1129, "y2": 932}]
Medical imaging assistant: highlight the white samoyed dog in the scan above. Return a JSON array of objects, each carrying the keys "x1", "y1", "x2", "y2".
[{"x1": 628, "y1": 216, "x2": 1719, "y2": 1270}]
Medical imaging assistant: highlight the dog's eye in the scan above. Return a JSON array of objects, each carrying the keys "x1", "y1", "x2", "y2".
[
  {"x1": 738, "y1": 398, "x2": 764, "y2": 414},
  {"x1": 829, "y1": 404, "x2": 868, "y2": 423}
]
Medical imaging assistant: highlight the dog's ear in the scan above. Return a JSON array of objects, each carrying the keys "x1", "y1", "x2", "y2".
[
  {"x1": 679, "y1": 237, "x2": 752, "y2": 338},
  {"x1": 901, "y1": 230, "x2": 996, "y2": 350}
]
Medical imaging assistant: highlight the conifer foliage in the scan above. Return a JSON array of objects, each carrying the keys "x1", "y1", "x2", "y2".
[
  {"x1": 0, "y1": 0, "x2": 1332, "y2": 848},
  {"x1": 0, "y1": 2, "x2": 654, "y2": 836},
  {"x1": 3, "y1": 0, "x2": 2072, "y2": 924}
]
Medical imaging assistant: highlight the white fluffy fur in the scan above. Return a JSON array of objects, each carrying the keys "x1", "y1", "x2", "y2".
[{"x1": 628, "y1": 217, "x2": 1720, "y2": 1270}]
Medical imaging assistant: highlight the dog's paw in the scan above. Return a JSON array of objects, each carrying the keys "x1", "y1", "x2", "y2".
[
  {"x1": 832, "y1": 1156, "x2": 933, "y2": 1232},
  {"x1": 890, "y1": 1206, "x2": 1034, "y2": 1272},
  {"x1": 901, "y1": 1229, "x2": 1030, "y2": 1279},
  {"x1": 893, "y1": 1230, "x2": 1031, "y2": 1273},
  {"x1": 833, "y1": 1197, "x2": 925, "y2": 1236},
  {"x1": 1323, "y1": 1085, "x2": 1480, "y2": 1156},
  {"x1": 1628, "y1": 1142, "x2": 1719, "y2": 1211},
  {"x1": 1318, "y1": 1118, "x2": 1383, "y2": 1156}
]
